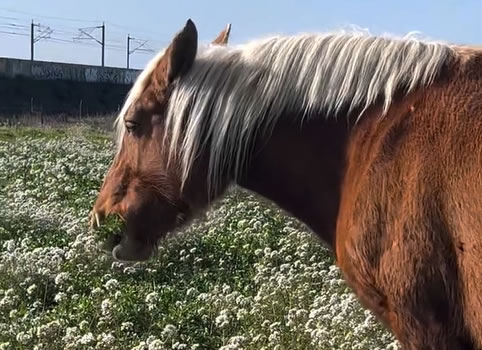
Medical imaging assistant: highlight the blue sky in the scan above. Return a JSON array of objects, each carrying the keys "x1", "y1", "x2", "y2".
[{"x1": 0, "y1": 0, "x2": 480, "y2": 69}]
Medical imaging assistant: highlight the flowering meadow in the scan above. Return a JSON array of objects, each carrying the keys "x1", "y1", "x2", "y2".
[{"x1": 0, "y1": 126, "x2": 399, "y2": 349}]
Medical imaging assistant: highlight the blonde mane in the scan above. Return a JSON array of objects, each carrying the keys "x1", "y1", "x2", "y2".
[{"x1": 115, "y1": 30, "x2": 457, "y2": 194}]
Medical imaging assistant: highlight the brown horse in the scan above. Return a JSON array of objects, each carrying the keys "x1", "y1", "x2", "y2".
[{"x1": 89, "y1": 20, "x2": 482, "y2": 349}]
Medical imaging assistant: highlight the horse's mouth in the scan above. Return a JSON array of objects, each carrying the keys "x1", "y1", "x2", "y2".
[
  {"x1": 88, "y1": 208, "x2": 123, "y2": 253},
  {"x1": 88, "y1": 209, "x2": 156, "y2": 262},
  {"x1": 99, "y1": 232, "x2": 123, "y2": 254}
]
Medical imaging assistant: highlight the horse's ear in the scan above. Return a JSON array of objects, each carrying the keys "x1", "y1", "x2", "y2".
[
  {"x1": 166, "y1": 19, "x2": 198, "y2": 84},
  {"x1": 212, "y1": 23, "x2": 231, "y2": 45}
]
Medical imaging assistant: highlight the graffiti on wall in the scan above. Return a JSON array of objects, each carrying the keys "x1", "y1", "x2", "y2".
[
  {"x1": 86, "y1": 67, "x2": 139, "y2": 84},
  {"x1": 0, "y1": 58, "x2": 140, "y2": 85},
  {"x1": 85, "y1": 68, "x2": 98, "y2": 83},
  {"x1": 31, "y1": 64, "x2": 66, "y2": 80},
  {"x1": 124, "y1": 70, "x2": 139, "y2": 84},
  {"x1": 97, "y1": 68, "x2": 125, "y2": 84}
]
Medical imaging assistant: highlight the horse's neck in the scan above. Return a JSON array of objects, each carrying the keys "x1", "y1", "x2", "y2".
[{"x1": 237, "y1": 114, "x2": 350, "y2": 248}]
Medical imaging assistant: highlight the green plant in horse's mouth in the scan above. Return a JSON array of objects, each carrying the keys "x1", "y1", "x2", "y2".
[{"x1": 91, "y1": 214, "x2": 125, "y2": 252}]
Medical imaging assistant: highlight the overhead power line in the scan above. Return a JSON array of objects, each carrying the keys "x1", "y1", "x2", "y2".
[
  {"x1": 0, "y1": 9, "x2": 168, "y2": 68},
  {"x1": 31, "y1": 22, "x2": 53, "y2": 60},
  {"x1": 74, "y1": 23, "x2": 105, "y2": 66},
  {"x1": 0, "y1": 30, "x2": 28, "y2": 37},
  {"x1": 127, "y1": 34, "x2": 155, "y2": 69},
  {"x1": 0, "y1": 7, "x2": 100, "y2": 24}
]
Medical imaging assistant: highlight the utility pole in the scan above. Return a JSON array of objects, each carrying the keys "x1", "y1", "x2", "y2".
[
  {"x1": 126, "y1": 35, "x2": 153, "y2": 69},
  {"x1": 30, "y1": 21, "x2": 34, "y2": 61},
  {"x1": 101, "y1": 22, "x2": 105, "y2": 67},
  {"x1": 30, "y1": 21, "x2": 52, "y2": 61},
  {"x1": 74, "y1": 23, "x2": 106, "y2": 66},
  {"x1": 127, "y1": 34, "x2": 130, "y2": 69}
]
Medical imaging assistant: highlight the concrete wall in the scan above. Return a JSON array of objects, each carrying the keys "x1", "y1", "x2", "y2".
[
  {"x1": 0, "y1": 57, "x2": 142, "y2": 116},
  {"x1": 0, "y1": 57, "x2": 140, "y2": 84}
]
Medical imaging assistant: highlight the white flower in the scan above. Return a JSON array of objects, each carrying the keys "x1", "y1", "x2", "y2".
[
  {"x1": 79, "y1": 320, "x2": 89, "y2": 331},
  {"x1": 54, "y1": 272, "x2": 70, "y2": 286},
  {"x1": 121, "y1": 322, "x2": 134, "y2": 332},
  {"x1": 91, "y1": 287, "x2": 103, "y2": 297},
  {"x1": 215, "y1": 310, "x2": 231, "y2": 329},
  {"x1": 27, "y1": 284, "x2": 37, "y2": 296},
  {"x1": 186, "y1": 287, "x2": 197, "y2": 298},
  {"x1": 54, "y1": 292, "x2": 67, "y2": 303},
  {"x1": 16, "y1": 331, "x2": 32, "y2": 345},
  {"x1": 237, "y1": 219, "x2": 247, "y2": 229},
  {"x1": 36, "y1": 320, "x2": 61, "y2": 341},
  {"x1": 101, "y1": 298, "x2": 113, "y2": 317},
  {"x1": 96, "y1": 332, "x2": 115, "y2": 347},
  {"x1": 145, "y1": 292, "x2": 158, "y2": 311},
  {"x1": 78, "y1": 332, "x2": 95, "y2": 345},
  {"x1": 254, "y1": 249, "x2": 263, "y2": 257},
  {"x1": 161, "y1": 324, "x2": 177, "y2": 339},
  {"x1": 268, "y1": 330, "x2": 281, "y2": 344},
  {"x1": 123, "y1": 266, "x2": 137, "y2": 274},
  {"x1": 197, "y1": 293, "x2": 210, "y2": 303},
  {"x1": 147, "y1": 339, "x2": 164, "y2": 350},
  {"x1": 131, "y1": 341, "x2": 147, "y2": 350},
  {"x1": 104, "y1": 278, "x2": 119, "y2": 291},
  {"x1": 0, "y1": 135, "x2": 397, "y2": 350},
  {"x1": 62, "y1": 326, "x2": 79, "y2": 344},
  {"x1": 0, "y1": 295, "x2": 16, "y2": 310},
  {"x1": 4, "y1": 240, "x2": 15, "y2": 252}
]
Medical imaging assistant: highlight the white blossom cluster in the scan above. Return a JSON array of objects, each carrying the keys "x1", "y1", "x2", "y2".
[{"x1": 0, "y1": 127, "x2": 399, "y2": 349}]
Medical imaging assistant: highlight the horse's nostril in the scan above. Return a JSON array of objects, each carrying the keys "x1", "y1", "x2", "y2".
[
  {"x1": 112, "y1": 244, "x2": 123, "y2": 261},
  {"x1": 111, "y1": 240, "x2": 155, "y2": 262},
  {"x1": 176, "y1": 213, "x2": 186, "y2": 225},
  {"x1": 99, "y1": 233, "x2": 123, "y2": 254}
]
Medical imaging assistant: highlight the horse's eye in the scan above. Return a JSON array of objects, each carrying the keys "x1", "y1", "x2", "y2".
[{"x1": 125, "y1": 120, "x2": 139, "y2": 133}]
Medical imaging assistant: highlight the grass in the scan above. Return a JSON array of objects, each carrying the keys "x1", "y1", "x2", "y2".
[
  {"x1": 0, "y1": 125, "x2": 110, "y2": 143},
  {"x1": 0, "y1": 124, "x2": 398, "y2": 350}
]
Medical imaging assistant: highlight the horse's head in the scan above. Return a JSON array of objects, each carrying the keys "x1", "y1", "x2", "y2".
[{"x1": 89, "y1": 20, "x2": 231, "y2": 261}]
